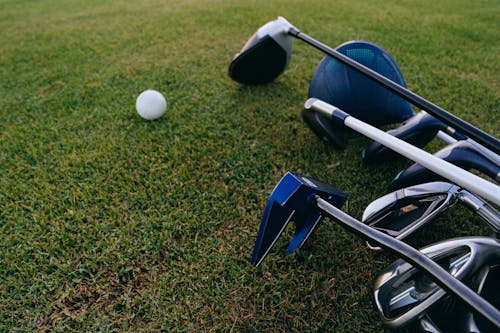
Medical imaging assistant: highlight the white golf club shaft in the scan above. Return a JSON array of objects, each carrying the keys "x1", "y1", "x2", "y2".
[{"x1": 306, "y1": 98, "x2": 500, "y2": 205}]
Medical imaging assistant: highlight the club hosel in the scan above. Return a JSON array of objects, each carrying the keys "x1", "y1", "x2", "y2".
[
  {"x1": 304, "y1": 98, "x2": 349, "y2": 127},
  {"x1": 459, "y1": 191, "x2": 500, "y2": 232},
  {"x1": 287, "y1": 26, "x2": 301, "y2": 37}
]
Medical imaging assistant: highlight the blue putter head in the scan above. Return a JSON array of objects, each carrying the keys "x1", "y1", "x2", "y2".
[{"x1": 251, "y1": 172, "x2": 347, "y2": 266}]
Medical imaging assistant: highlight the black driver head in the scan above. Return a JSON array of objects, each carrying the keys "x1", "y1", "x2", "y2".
[{"x1": 228, "y1": 17, "x2": 294, "y2": 85}]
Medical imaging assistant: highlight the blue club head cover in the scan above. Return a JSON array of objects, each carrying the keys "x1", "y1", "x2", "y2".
[{"x1": 303, "y1": 40, "x2": 415, "y2": 147}]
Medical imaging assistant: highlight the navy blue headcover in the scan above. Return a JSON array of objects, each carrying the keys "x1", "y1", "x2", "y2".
[
  {"x1": 303, "y1": 41, "x2": 415, "y2": 147},
  {"x1": 310, "y1": 40, "x2": 414, "y2": 125}
]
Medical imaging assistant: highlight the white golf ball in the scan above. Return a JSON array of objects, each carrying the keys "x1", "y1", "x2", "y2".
[{"x1": 136, "y1": 90, "x2": 167, "y2": 120}]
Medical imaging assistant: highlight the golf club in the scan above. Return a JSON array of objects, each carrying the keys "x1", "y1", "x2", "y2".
[
  {"x1": 374, "y1": 237, "x2": 500, "y2": 332},
  {"x1": 362, "y1": 111, "x2": 467, "y2": 163},
  {"x1": 304, "y1": 43, "x2": 500, "y2": 193},
  {"x1": 251, "y1": 172, "x2": 500, "y2": 328},
  {"x1": 303, "y1": 98, "x2": 500, "y2": 205},
  {"x1": 390, "y1": 139, "x2": 500, "y2": 190},
  {"x1": 229, "y1": 17, "x2": 500, "y2": 155},
  {"x1": 303, "y1": 43, "x2": 500, "y2": 187},
  {"x1": 362, "y1": 181, "x2": 500, "y2": 250},
  {"x1": 417, "y1": 262, "x2": 500, "y2": 333}
]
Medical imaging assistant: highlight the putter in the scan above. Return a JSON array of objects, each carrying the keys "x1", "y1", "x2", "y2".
[
  {"x1": 374, "y1": 237, "x2": 500, "y2": 331},
  {"x1": 229, "y1": 17, "x2": 500, "y2": 154},
  {"x1": 362, "y1": 181, "x2": 500, "y2": 251},
  {"x1": 391, "y1": 140, "x2": 500, "y2": 190},
  {"x1": 251, "y1": 172, "x2": 500, "y2": 328},
  {"x1": 303, "y1": 98, "x2": 500, "y2": 205},
  {"x1": 251, "y1": 171, "x2": 348, "y2": 266}
]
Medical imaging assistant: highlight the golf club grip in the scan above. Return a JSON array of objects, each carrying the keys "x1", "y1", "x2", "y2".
[
  {"x1": 290, "y1": 29, "x2": 500, "y2": 155},
  {"x1": 305, "y1": 98, "x2": 500, "y2": 205},
  {"x1": 315, "y1": 197, "x2": 500, "y2": 329}
]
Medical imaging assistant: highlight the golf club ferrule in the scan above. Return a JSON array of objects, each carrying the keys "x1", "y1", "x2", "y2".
[
  {"x1": 287, "y1": 26, "x2": 301, "y2": 37},
  {"x1": 304, "y1": 98, "x2": 349, "y2": 126}
]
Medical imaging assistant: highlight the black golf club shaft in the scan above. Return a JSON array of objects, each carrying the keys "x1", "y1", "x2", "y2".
[
  {"x1": 288, "y1": 28, "x2": 500, "y2": 155},
  {"x1": 315, "y1": 196, "x2": 500, "y2": 329}
]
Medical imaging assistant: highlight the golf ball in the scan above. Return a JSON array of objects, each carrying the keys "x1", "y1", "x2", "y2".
[{"x1": 136, "y1": 90, "x2": 167, "y2": 120}]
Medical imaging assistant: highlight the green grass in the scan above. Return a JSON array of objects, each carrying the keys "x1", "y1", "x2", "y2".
[{"x1": 0, "y1": 0, "x2": 498, "y2": 331}]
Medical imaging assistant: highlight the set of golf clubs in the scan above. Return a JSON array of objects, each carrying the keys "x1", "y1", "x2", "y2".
[{"x1": 228, "y1": 17, "x2": 500, "y2": 332}]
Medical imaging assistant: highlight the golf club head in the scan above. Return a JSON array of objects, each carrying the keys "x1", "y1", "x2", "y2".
[
  {"x1": 228, "y1": 17, "x2": 294, "y2": 85},
  {"x1": 362, "y1": 182, "x2": 460, "y2": 250},
  {"x1": 391, "y1": 140, "x2": 500, "y2": 190},
  {"x1": 362, "y1": 111, "x2": 467, "y2": 163},
  {"x1": 415, "y1": 264, "x2": 500, "y2": 333},
  {"x1": 374, "y1": 237, "x2": 500, "y2": 330},
  {"x1": 303, "y1": 41, "x2": 415, "y2": 148},
  {"x1": 250, "y1": 172, "x2": 347, "y2": 266},
  {"x1": 363, "y1": 182, "x2": 500, "y2": 250}
]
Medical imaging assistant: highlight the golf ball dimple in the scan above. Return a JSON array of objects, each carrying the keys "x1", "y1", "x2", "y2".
[{"x1": 136, "y1": 90, "x2": 167, "y2": 120}]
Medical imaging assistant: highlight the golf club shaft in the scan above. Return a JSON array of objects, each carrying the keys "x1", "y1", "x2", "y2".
[
  {"x1": 436, "y1": 130, "x2": 499, "y2": 170},
  {"x1": 436, "y1": 130, "x2": 457, "y2": 144},
  {"x1": 306, "y1": 98, "x2": 500, "y2": 205},
  {"x1": 288, "y1": 28, "x2": 500, "y2": 155},
  {"x1": 315, "y1": 197, "x2": 500, "y2": 329}
]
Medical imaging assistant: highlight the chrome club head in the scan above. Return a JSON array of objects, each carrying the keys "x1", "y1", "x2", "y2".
[
  {"x1": 362, "y1": 182, "x2": 500, "y2": 250},
  {"x1": 374, "y1": 237, "x2": 500, "y2": 330}
]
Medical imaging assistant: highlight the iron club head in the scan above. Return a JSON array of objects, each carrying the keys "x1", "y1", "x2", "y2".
[
  {"x1": 415, "y1": 263, "x2": 500, "y2": 333},
  {"x1": 362, "y1": 181, "x2": 500, "y2": 250},
  {"x1": 374, "y1": 237, "x2": 500, "y2": 330}
]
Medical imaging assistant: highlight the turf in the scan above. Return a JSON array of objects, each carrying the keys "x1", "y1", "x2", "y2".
[{"x1": 0, "y1": 0, "x2": 498, "y2": 331}]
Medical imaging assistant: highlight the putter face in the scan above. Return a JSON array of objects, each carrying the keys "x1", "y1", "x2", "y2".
[
  {"x1": 228, "y1": 17, "x2": 294, "y2": 84},
  {"x1": 374, "y1": 237, "x2": 500, "y2": 330},
  {"x1": 250, "y1": 172, "x2": 347, "y2": 266},
  {"x1": 362, "y1": 182, "x2": 458, "y2": 250}
]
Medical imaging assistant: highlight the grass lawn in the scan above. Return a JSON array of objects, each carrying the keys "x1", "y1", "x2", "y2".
[{"x1": 1, "y1": 0, "x2": 498, "y2": 331}]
